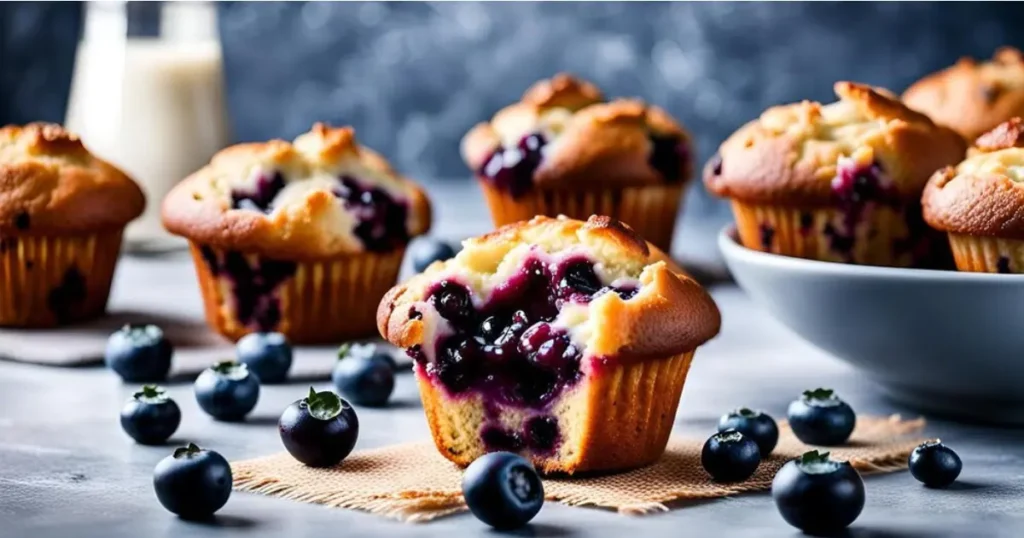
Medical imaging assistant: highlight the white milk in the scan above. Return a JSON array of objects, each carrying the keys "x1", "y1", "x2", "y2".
[{"x1": 65, "y1": 2, "x2": 229, "y2": 252}]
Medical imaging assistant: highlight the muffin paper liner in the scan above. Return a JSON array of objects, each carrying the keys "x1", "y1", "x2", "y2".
[
  {"x1": 731, "y1": 201, "x2": 948, "y2": 268},
  {"x1": 478, "y1": 180, "x2": 685, "y2": 252},
  {"x1": 0, "y1": 230, "x2": 123, "y2": 327},
  {"x1": 189, "y1": 242, "x2": 405, "y2": 343},
  {"x1": 232, "y1": 414, "x2": 927, "y2": 523},
  {"x1": 947, "y1": 234, "x2": 1024, "y2": 273},
  {"x1": 416, "y1": 350, "x2": 695, "y2": 474}
]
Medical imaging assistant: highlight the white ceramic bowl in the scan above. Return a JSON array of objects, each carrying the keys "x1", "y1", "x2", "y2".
[{"x1": 719, "y1": 226, "x2": 1024, "y2": 425}]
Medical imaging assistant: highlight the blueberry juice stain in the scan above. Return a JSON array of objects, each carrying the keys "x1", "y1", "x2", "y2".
[
  {"x1": 200, "y1": 246, "x2": 296, "y2": 331},
  {"x1": 824, "y1": 159, "x2": 898, "y2": 262},
  {"x1": 415, "y1": 254, "x2": 637, "y2": 456},
  {"x1": 230, "y1": 170, "x2": 410, "y2": 252}
]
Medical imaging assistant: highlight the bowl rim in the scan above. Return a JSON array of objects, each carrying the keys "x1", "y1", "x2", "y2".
[{"x1": 717, "y1": 224, "x2": 1024, "y2": 282}]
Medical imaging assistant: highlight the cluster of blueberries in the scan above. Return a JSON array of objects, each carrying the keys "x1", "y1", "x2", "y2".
[
  {"x1": 700, "y1": 388, "x2": 963, "y2": 534},
  {"x1": 107, "y1": 324, "x2": 401, "y2": 519}
]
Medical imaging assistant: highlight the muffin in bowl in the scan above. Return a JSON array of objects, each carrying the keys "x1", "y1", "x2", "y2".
[
  {"x1": 903, "y1": 47, "x2": 1024, "y2": 141},
  {"x1": 162, "y1": 124, "x2": 431, "y2": 343},
  {"x1": 923, "y1": 118, "x2": 1024, "y2": 274},
  {"x1": 704, "y1": 81, "x2": 966, "y2": 267},
  {"x1": 461, "y1": 73, "x2": 693, "y2": 253},
  {"x1": 376, "y1": 215, "x2": 720, "y2": 474},
  {"x1": 0, "y1": 123, "x2": 144, "y2": 327}
]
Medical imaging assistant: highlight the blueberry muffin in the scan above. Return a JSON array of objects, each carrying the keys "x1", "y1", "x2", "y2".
[
  {"x1": 162, "y1": 124, "x2": 431, "y2": 343},
  {"x1": 904, "y1": 47, "x2": 1024, "y2": 141},
  {"x1": 704, "y1": 82, "x2": 966, "y2": 267},
  {"x1": 922, "y1": 118, "x2": 1024, "y2": 273},
  {"x1": 377, "y1": 215, "x2": 720, "y2": 474},
  {"x1": 461, "y1": 74, "x2": 693, "y2": 253},
  {"x1": 0, "y1": 123, "x2": 144, "y2": 327}
]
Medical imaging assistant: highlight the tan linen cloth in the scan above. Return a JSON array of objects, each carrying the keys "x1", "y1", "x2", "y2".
[{"x1": 232, "y1": 414, "x2": 926, "y2": 523}]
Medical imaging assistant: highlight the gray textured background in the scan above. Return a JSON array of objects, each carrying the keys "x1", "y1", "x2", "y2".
[{"x1": 3, "y1": 1, "x2": 1024, "y2": 222}]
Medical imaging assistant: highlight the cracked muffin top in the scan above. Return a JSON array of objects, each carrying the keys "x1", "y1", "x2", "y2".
[
  {"x1": 377, "y1": 214, "x2": 720, "y2": 370},
  {"x1": 904, "y1": 47, "x2": 1024, "y2": 141},
  {"x1": 0, "y1": 123, "x2": 144, "y2": 234},
  {"x1": 923, "y1": 118, "x2": 1024, "y2": 240},
  {"x1": 162, "y1": 123, "x2": 431, "y2": 259},
  {"x1": 704, "y1": 82, "x2": 966, "y2": 206},
  {"x1": 461, "y1": 74, "x2": 693, "y2": 197}
]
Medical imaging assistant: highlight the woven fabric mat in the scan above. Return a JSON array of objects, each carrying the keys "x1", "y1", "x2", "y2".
[{"x1": 232, "y1": 414, "x2": 927, "y2": 523}]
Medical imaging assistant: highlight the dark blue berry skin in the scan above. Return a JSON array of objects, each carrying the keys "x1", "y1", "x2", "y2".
[
  {"x1": 120, "y1": 387, "x2": 181, "y2": 445},
  {"x1": 194, "y1": 362, "x2": 260, "y2": 421},
  {"x1": 105, "y1": 324, "x2": 173, "y2": 383},
  {"x1": 462, "y1": 452, "x2": 544, "y2": 530},
  {"x1": 909, "y1": 441, "x2": 962, "y2": 488},
  {"x1": 787, "y1": 389, "x2": 856, "y2": 446},
  {"x1": 279, "y1": 390, "x2": 359, "y2": 467},
  {"x1": 332, "y1": 355, "x2": 395, "y2": 407},
  {"x1": 701, "y1": 431, "x2": 761, "y2": 482},
  {"x1": 410, "y1": 238, "x2": 457, "y2": 273},
  {"x1": 718, "y1": 408, "x2": 779, "y2": 456},
  {"x1": 772, "y1": 452, "x2": 865, "y2": 534},
  {"x1": 153, "y1": 444, "x2": 232, "y2": 519},
  {"x1": 236, "y1": 332, "x2": 292, "y2": 384}
]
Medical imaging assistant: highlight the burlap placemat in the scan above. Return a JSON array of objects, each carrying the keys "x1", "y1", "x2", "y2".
[{"x1": 232, "y1": 414, "x2": 926, "y2": 523}]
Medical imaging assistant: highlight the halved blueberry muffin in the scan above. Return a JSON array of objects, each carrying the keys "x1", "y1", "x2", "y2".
[
  {"x1": 923, "y1": 118, "x2": 1024, "y2": 273},
  {"x1": 0, "y1": 123, "x2": 144, "y2": 327},
  {"x1": 461, "y1": 73, "x2": 693, "y2": 252},
  {"x1": 704, "y1": 82, "x2": 966, "y2": 267},
  {"x1": 162, "y1": 124, "x2": 431, "y2": 343},
  {"x1": 904, "y1": 47, "x2": 1024, "y2": 141},
  {"x1": 377, "y1": 215, "x2": 720, "y2": 474}
]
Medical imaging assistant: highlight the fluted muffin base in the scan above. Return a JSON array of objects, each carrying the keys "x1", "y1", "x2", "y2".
[
  {"x1": 947, "y1": 234, "x2": 1024, "y2": 274},
  {"x1": 189, "y1": 242, "x2": 406, "y2": 344}
]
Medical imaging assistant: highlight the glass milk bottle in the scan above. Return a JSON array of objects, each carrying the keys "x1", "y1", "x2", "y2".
[{"x1": 65, "y1": 1, "x2": 230, "y2": 252}]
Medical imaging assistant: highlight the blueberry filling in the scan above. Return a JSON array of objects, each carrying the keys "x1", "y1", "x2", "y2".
[
  {"x1": 419, "y1": 256, "x2": 637, "y2": 410},
  {"x1": 333, "y1": 176, "x2": 410, "y2": 252},
  {"x1": 799, "y1": 212, "x2": 814, "y2": 234},
  {"x1": 14, "y1": 211, "x2": 30, "y2": 230},
  {"x1": 759, "y1": 224, "x2": 775, "y2": 251},
  {"x1": 481, "y1": 427, "x2": 524, "y2": 452},
  {"x1": 524, "y1": 416, "x2": 560, "y2": 453},
  {"x1": 200, "y1": 246, "x2": 297, "y2": 331},
  {"x1": 707, "y1": 153, "x2": 723, "y2": 177},
  {"x1": 648, "y1": 134, "x2": 687, "y2": 182},
  {"x1": 479, "y1": 133, "x2": 547, "y2": 198},
  {"x1": 47, "y1": 266, "x2": 87, "y2": 323},
  {"x1": 231, "y1": 171, "x2": 409, "y2": 252},
  {"x1": 231, "y1": 172, "x2": 286, "y2": 213},
  {"x1": 997, "y1": 256, "x2": 1012, "y2": 274}
]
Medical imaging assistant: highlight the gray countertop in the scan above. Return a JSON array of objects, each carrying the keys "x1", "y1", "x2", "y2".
[{"x1": 2, "y1": 191, "x2": 1023, "y2": 537}]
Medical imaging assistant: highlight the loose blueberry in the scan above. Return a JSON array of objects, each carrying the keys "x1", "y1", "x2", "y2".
[
  {"x1": 717, "y1": 408, "x2": 779, "y2": 456},
  {"x1": 909, "y1": 440, "x2": 962, "y2": 488},
  {"x1": 279, "y1": 387, "x2": 360, "y2": 467},
  {"x1": 332, "y1": 347, "x2": 395, "y2": 407},
  {"x1": 787, "y1": 388, "x2": 856, "y2": 446},
  {"x1": 153, "y1": 443, "x2": 232, "y2": 519},
  {"x1": 120, "y1": 385, "x2": 181, "y2": 445},
  {"x1": 236, "y1": 332, "x2": 292, "y2": 384},
  {"x1": 701, "y1": 430, "x2": 761, "y2": 482},
  {"x1": 462, "y1": 452, "x2": 544, "y2": 530},
  {"x1": 105, "y1": 324, "x2": 173, "y2": 382},
  {"x1": 772, "y1": 450, "x2": 865, "y2": 534},
  {"x1": 337, "y1": 342, "x2": 399, "y2": 371},
  {"x1": 409, "y1": 238, "x2": 457, "y2": 273},
  {"x1": 194, "y1": 361, "x2": 260, "y2": 421}
]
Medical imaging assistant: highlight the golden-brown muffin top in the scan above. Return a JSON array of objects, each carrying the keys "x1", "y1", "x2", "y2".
[
  {"x1": 0, "y1": 123, "x2": 144, "y2": 234},
  {"x1": 903, "y1": 47, "x2": 1024, "y2": 141},
  {"x1": 377, "y1": 215, "x2": 721, "y2": 364},
  {"x1": 923, "y1": 118, "x2": 1024, "y2": 240},
  {"x1": 704, "y1": 82, "x2": 966, "y2": 206},
  {"x1": 162, "y1": 123, "x2": 431, "y2": 259},
  {"x1": 461, "y1": 74, "x2": 692, "y2": 191}
]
